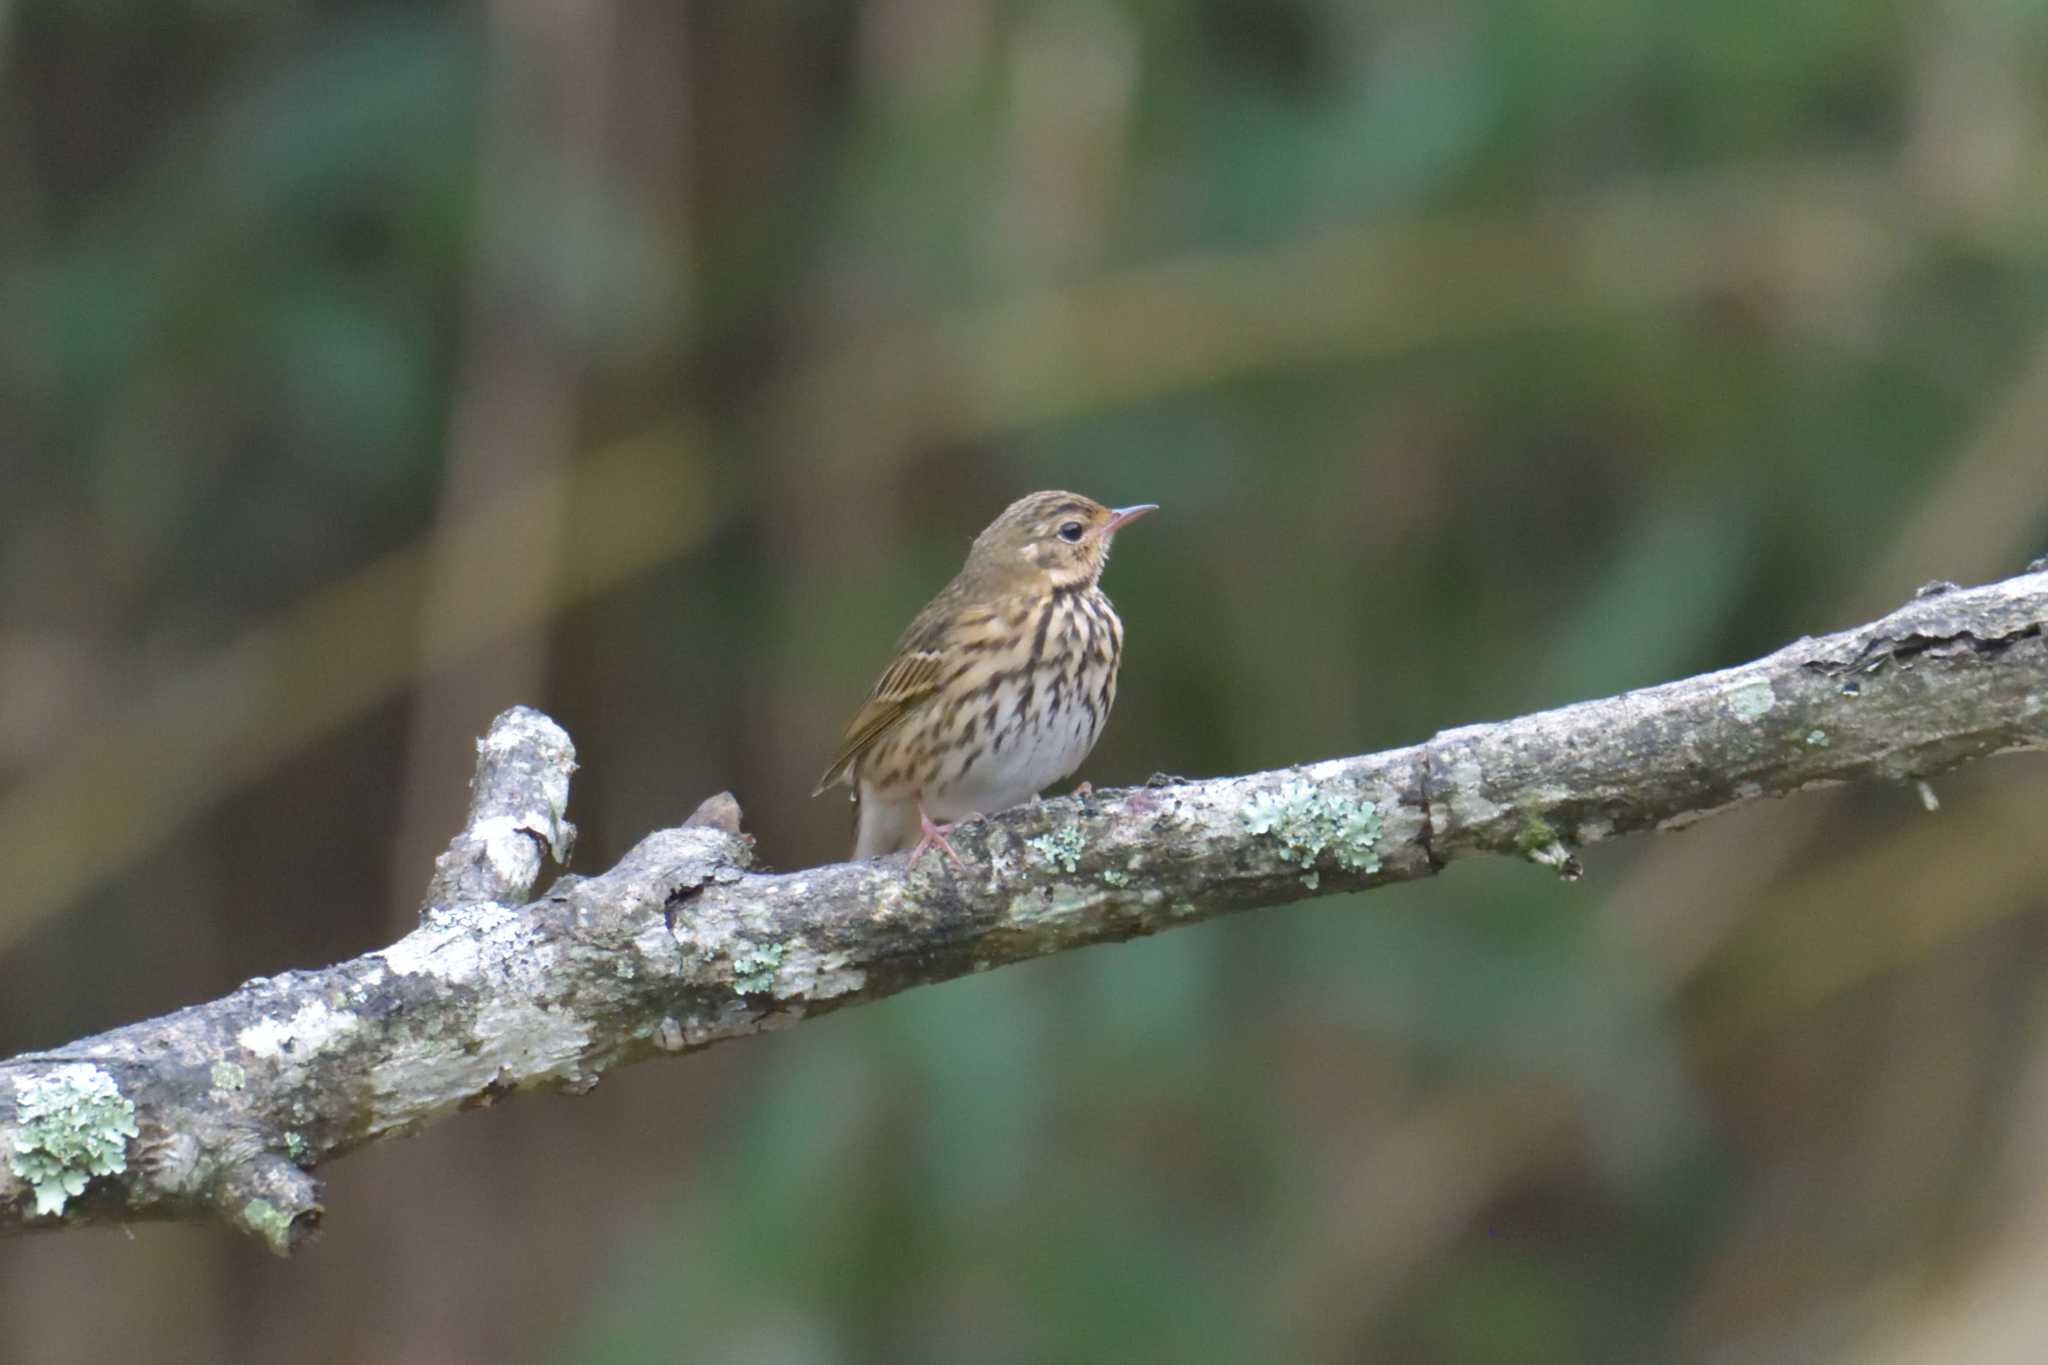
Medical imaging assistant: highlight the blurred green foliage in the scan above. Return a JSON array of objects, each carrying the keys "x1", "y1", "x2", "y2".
[{"x1": 4, "y1": 1, "x2": 2048, "y2": 1362}]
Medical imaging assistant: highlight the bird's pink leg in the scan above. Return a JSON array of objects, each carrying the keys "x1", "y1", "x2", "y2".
[{"x1": 907, "y1": 798, "x2": 975, "y2": 870}]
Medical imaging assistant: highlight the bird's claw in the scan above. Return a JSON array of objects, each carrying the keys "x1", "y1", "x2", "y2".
[{"x1": 908, "y1": 806, "x2": 974, "y2": 871}]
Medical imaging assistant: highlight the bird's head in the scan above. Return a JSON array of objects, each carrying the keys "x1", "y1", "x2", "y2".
[{"x1": 964, "y1": 491, "x2": 1158, "y2": 594}]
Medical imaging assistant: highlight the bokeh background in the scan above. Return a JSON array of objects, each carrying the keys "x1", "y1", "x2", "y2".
[{"x1": 5, "y1": 0, "x2": 2048, "y2": 1361}]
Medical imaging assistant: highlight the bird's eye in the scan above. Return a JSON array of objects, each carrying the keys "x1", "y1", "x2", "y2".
[{"x1": 1057, "y1": 521, "x2": 1085, "y2": 543}]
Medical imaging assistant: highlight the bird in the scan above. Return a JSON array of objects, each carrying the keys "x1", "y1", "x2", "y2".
[{"x1": 814, "y1": 491, "x2": 1157, "y2": 867}]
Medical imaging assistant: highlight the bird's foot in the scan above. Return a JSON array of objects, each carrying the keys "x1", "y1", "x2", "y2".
[{"x1": 908, "y1": 804, "x2": 976, "y2": 871}]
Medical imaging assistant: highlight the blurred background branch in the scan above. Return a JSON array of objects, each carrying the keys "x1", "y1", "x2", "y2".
[{"x1": 0, "y1": 437, "x2": 715, "y2": 961}]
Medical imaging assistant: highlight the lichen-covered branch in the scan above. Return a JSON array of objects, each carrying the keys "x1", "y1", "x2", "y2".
[{"x1": 5, "y1": 571, "x2": 2047, "y2": 1254}]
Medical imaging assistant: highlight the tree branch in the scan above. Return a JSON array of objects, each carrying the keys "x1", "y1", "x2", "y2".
[{"x1": 5, "y1": 570, "x2": 2046, "y2": 1253}]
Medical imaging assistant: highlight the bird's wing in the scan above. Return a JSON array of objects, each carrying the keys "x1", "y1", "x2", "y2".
[{"x1": 813, "y1": 645, "x2": 948, "y2": 795}]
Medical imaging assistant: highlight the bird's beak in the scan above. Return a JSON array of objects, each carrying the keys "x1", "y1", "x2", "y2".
[{"x1": 1105, "y1": 503, "x2": 1159, "y2": 534}]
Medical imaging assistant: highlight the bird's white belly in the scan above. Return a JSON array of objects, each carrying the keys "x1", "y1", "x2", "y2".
[{"x1": 928, "y1": 681, "x2": 1103, "y2": 820}]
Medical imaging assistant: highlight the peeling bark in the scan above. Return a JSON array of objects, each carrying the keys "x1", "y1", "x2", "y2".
[{"x1": 4, "y1": 572, "x2": 2047, "y2": 1253}]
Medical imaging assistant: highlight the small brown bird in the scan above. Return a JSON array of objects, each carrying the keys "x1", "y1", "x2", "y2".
[{"x1": 815, "y1": 491, "x2": 1157, "y2": 866}]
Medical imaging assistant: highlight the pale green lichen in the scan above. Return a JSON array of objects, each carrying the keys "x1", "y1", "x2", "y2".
[
  {"x1": 732, "y1": 943, "x2": 786, "y2": 995},
  {"x1": 1301, "y1": 871, "x2": 1320, "y2": 890},
  {"x1": 285, "y1": 1131, "x2": 308, "y2": 1163},
  {"x1": 1514, "y1": 815, "x2": 1561, "y2": 859},
  {"x1": 1513, "y1": 813, "x2": 1582, "y2": 876},
  {"x1": 1728, "y1": 679, "x2": 1776, "y2": 721},
  {"x1": 1100, "y1": 868, "x2": 1130, "y2": 888},
  {"x1": 210, "y1": 1061, "x2": 246, "y2": 1093},
  {"x1": 8, "y1": 1065, "x2": 139, "y2": 1216},
  {"x1": 242, "y1": 1197, "x2": 295, "y2": 1247},
  {"x1": 1242, "y1": 779, "x2": 1382, "y2": 874},
  {"x1": 1025, "y1": 824, "x2": 1088, "y2": 873},
  {"x1": 1806, "y1": 729, "x2": 1829, "y2": 747}
]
